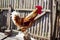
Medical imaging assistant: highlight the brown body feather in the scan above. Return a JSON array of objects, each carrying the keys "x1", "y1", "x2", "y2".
[{"x1": 14, "y1": 13, "x2": 37, "y2": 32}]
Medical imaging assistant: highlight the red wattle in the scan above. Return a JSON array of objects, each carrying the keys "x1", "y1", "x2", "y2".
[{"x1": 35, "y1": 6, "x2": 42, "y2": 14}]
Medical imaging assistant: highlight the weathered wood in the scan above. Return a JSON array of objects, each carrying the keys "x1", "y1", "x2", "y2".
[
  {"x1": 6, "y1": 12, "x2": 11, "y2": 30},
  {"x1": 0, "y1": 0, "x2": 53, "y2": 40}
]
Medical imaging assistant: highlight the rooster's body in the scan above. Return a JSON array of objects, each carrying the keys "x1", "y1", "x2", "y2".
[{"x1": 11, "y1": 6, "x2": 42, "y2": 32}]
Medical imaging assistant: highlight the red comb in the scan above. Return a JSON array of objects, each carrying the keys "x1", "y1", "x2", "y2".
[{"x1": 35, "y1": 6, "x2": 42, "y2": 14}]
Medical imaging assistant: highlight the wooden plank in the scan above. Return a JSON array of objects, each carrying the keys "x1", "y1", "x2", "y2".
[
  {"x1": 47, "y1": 0, "x2": 49, "y2": 9},
  {"x1": 28, "y1": 33, "x2": 49, "y2": 39},
  {"x1": 45, "y1": 14, "x2": 48, "y2": 37},
  {"x1": 38, "y1": 19, "x2": 41, "y2": 36},
  {"x1": 16, "y1": 0, "x2": 18, "y2": 8},
  {"x1": 44, "y1": 0, "x2": 46, "y2": 9},
  {"x1": 41, "y1": 0, "x2": 43, "y2": 8},
  {"x1": 25, "y1": 0, "x2": 26, "y2": 9},
  {"x1": 2, "y1": 0, "x2": 3, "y2": 8},
  {"x1": 42, "y1": 16, "x2": 46, "y2": 37},
  {"x1": 36, "y1": 21, "x2": 38, "y2": 35},
  {"x1": 40, "y1": 18, "x2": 43, "y2": 36},
  {"x1": 7, "y1": 0, "x2": 8, "y2": 7},
  {"x1": 27, "y1": 0, "x2": 29, "y2": 9},
  {"x1": 14, "y1": 0, "x2": 16, "y2": 9},
  {"x1": 30, "y1": 0, "x2": 32, "y2": 9},
  {"x1": 29, "y1": 0, "x2": 31, "y2": 9},
  {"x1": 44, "y1": 15, "x2": 46, "y2": 37},
  {"x1": 35, "y1": 22, "x2": 37, "y2": 35},
  {"x1": 0, "y1": 0, "x2": 1, "y2": 8},
  {"x1": 23, "y1": 0, "x2": 25, "y2": 9},
  {"x1": 33, "y1": 21, "x2": 37, "y2": 35},
  {"x1": 4, "y1": 0, "x2": 5, "y2": 8},
  {"x1": 31, "y1": 26, "x2": 33, "y2": 34},
  {"x1": 6, "y1": 12, "x2": 11, "y2": 30},
  {"x1": 5, "y1": 0, "x2": 6, "y2": 8},
  {"x1": 48, "y1": 13, "x2": 51, "y2": 38},
  {"x1": 37, "y1": 20, "x2": 40, "y2": 36},
  {"x1": 34, "y1": 0, "x2": 35, "y2": 8},
  {"x1": 19, "y1": 0, "x2": 20, "y2": 9},
  {"x1": 39, "y1": 0, "x2": 42, "y2": 6}
]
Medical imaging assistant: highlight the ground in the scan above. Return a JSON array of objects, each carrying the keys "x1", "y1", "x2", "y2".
[
  {"x1": 0, "y1": 31, "x2": 36, "y2": 40},
  {"x1": 0, "y1": 31, "x2": 18, "y2": 40}
]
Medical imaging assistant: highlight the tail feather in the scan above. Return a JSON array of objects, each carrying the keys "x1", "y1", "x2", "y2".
[{"x1": 11, "y1": 11, "x2": 21, "y2": 27}]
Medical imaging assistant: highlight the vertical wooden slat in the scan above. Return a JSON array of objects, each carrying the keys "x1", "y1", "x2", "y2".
[
  {"x1": 30, "y1": 0, "x2": 32, "y2": 9},
  {"x1": 35, "y1": 21, "x2": 37, "y2": 35},
  {"x1": 5, "y1": 0, "x2": 7, "y2": 8},
  {"x1": 56, "y1": 17, "x2": 58, "y2": 37},
  {"x1": 0, "y1": 0, "x2": 1, "y2": 8},
  {"x1": 2, "y1": 0, "x2": 4, "y2": 8},
  {"x1": 18, "y1": 0, "x2": 19, "y2": 8},
  {"x1": 41, "y1": 0, "x2": 44, "y2": 8},
  {"x1": 1, "y1": 0, "x2": 2, "y2": 8},
  {"x1": 45, "y1": 14, "x2": 46, "y2": 37},
  {"x1": 27, "y1": 0, "x2": 29, "y2": 9},
  {"x1": 31, "y1": 25, "x2": 33, "y2": 34},
  {"x1": 38, "y1": 20, "x2": 41, "y2": 36},
  {"x1": 45, "y1": 14, "x2": 48, "y2": 37},
  {"x1": 24, "y1": 0, "x2": 26, "y2": 8},
  {"x1": 16, "y1": 0, "x2": 18, "y2": 8},
  {"x1": 7, "y1": 0, "x2": 9, "y2": 8},
  {"x1": 48, "y1": 13, "x2": 51, "y2": 38},
  {"x1": 25, "y1": 0, "x2": 27, "y2": 9},
  {"x1": 7, "y1": 8, "x2": 11, "y2": 30},
  {"x1": 40, "y1": 18, "x2": 43, "y2": 36},
  {"x1": 42, "y1": 17, "x2": 44, "y2": 37},
  {"x1": 18, "y1": 0, "x2": 20, "y2": 9},
  {"x1": 47, "y1": 0, "x2": 49, "y2": 9},
  {"x1": 7, "y1": 0, "x2": 8, "y2": 8},
  {"x1": 34, "y1": 21, "x2": 37, "y2": 35},
  {"x1": 44, "y1": 16, "x2": 46, "y2": 37},
  {"x1": 9, "y1": 0, "x2": 11, "y2": 6},
  {"x1": 47, "y1": 13, "x2": 49, "y2": 38},
  {"x1": 34, "y1": 0, "x2": 35, "y2": 8},
  {"x1": 36, "y1": 21, "x2": 38, "y2": 35},
  {"x1": 37, "y1": 20, "x2": 40, "y2": 36},
  {"x1": 19, "y1": 0, "x2": 22, "y2": 9},
  {"x1": 2, "y1": 0, "x2": 3, "y2": 8},
  {"x1": 23, "y1": 0, "x2": 25, "y2": 9},
  {"x1": 45, "y1": 15, "x2": 47, "y2": 36},
  {"x1": 44, "y1": 0, "x2": 46, "y2": 9},
  {"x1": 28, "y1": 0, "x2": 31, "y2": 9},
  {"x1": 39, "y1": 0, "x2": 41, "y2": 6},
  {"x1": 3, "y1": 0, "x2": 4, "y2": 8},
  {"x1": 4, "y1": 0, "x2": 5, "y2": 8},
  {"x1": 41, "y1": 17, "x2": 43, "y2": 37}
]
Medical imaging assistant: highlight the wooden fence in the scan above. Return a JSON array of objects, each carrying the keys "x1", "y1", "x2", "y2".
[
  {"x1": 55, "y1": 12, "x2": 60, "y2": 40},
  {"x1": 0, "y1": 0, "x2": 50, "y2": 9},
  {"x1": 0, "y1": 0, "x2": 54, "y2": 40}
]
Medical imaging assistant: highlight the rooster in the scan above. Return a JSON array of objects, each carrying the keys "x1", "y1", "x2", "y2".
[{"x1": 11, "y1": 6, "x2": 42, "y2": 32}]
